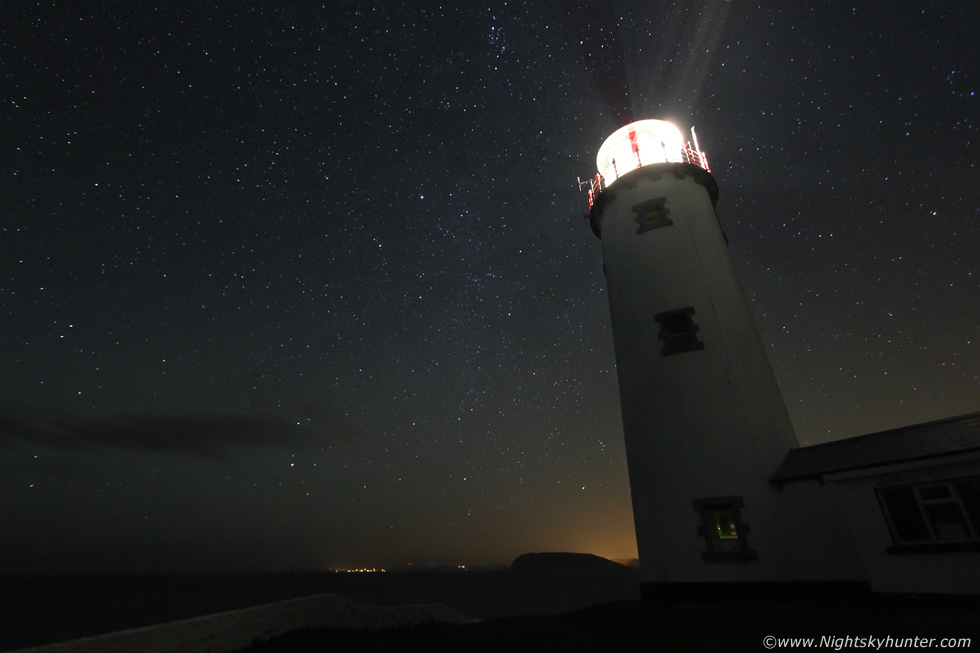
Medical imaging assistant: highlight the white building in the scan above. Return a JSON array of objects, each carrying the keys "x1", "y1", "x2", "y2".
[
  {"x1": 771, "y1": 412, "x2": 980, "y2": 596},
  {"x1": 585, "y1": 120, "x2": 980, "y2": 599}
]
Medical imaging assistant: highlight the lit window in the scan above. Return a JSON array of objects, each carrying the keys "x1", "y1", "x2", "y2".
[
  {"x1": 876, "y1": 477, "x2": 980, "y2": 551},
  {"x1": 707, "y1": 507, "x2": 740, "y2": 540},
  {"x1": 693, "y1": 497, "x2": 757, "y2": 562},
  {"x1": 633, "y1": 197, "x2": 672, "y2": 234},
  {"x1": 655, "y1": 307, "x2": 704, "y2": 356}
]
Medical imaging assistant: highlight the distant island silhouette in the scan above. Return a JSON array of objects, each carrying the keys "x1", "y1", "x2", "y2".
[{"x1": 510, "y1": 552, "x2": 631, "y2": 571}]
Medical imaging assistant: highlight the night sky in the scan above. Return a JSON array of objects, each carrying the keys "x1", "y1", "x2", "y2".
[{"x1": 2, "y1": 1, "x2": 977, "y2": 574}]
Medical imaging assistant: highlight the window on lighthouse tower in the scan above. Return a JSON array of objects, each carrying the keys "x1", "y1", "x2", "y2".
[
  {"x1": 708, "y1": 508, "x2": 739, "y2": 541},
  {"x1": 633, "y1": 197, "x2": 672, "y2": 234},
  {"x1": 693, "y1": 497, "x2": 758, "y2": 563},
  {"x1": 654, "y1": 307, "x2": 704, "y2": 355}
]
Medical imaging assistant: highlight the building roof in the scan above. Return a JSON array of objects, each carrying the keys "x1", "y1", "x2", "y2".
[{"x1": 770, "y1": 411, "x2": 980, "y2": 484}]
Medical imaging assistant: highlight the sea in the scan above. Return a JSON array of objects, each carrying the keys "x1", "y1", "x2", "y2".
[{"x1": 0, "y1": 568, "x2": 640, "y2": 650}]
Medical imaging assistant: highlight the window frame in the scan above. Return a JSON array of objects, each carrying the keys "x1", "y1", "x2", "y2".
[
  {"x1": 654, "y1": 307, "x2": 704, "y2": 356},
  {"x1": 875, "y1": 477, "x2": 980, "y2": 554},
  {"x1": 692, "y1": 496, "x2": 758, "y2": 563},
  {"x1": 633, "y1": 196, "x2": 673, "y2": 234}
]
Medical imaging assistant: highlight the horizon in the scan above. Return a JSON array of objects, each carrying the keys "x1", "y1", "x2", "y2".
[{"x1": 0, "y1": 551, "x2": 641, "y2": 576}]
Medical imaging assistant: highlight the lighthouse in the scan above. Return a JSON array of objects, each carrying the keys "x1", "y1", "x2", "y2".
[{"x1": 586, "y1": 120, "x2": 800, "y2": 598}]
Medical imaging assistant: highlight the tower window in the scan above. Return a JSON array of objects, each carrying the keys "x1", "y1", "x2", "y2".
[
  {"x1": 654, "y1": 307, "x2": 704, "y2": 355},
  {"x1": 693, "y1": 496, "x2": 757, "y2": 563},
  {"x1": 877, "y1": 477, "x2": 980, "y2": 551},
  {"x1": 633, "y1": 197, "x2": 672, "y2": 234}
]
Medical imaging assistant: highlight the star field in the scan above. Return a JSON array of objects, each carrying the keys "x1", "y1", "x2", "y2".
[{"x1": 1, "y1": 1, "x2": 977, "y2": 573}]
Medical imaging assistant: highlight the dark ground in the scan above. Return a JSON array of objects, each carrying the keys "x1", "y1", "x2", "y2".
[
  {"x1": 244, "y1": 597, "x2": 980, "y2": 652},
  {"x1": 0, "y1": 569, "x2": 640, "y2": 650},
  {"x1": 4, "y1": 572, "x2": 976, "y2": 651}
]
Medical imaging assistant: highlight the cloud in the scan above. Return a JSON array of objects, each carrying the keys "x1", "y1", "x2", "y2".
[{"x1": 0, "y1": 410, "x2": 337, "y2": 458}]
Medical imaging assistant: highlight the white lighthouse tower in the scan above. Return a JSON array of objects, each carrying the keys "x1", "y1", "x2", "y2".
[{"x1": 586, "y1": 120, "x2": 800, "y2": 599}]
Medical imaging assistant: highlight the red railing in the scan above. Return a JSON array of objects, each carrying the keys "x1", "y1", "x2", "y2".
[
  {"x1": 587, "y1": 142, "x2": 710, "y2": 210},
  {"x1": 681, "y1": 143, "x2": 710, "y2": 172},
  {"x1": 587, "y1": 173, "x2": 602, "y2": 209}
]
